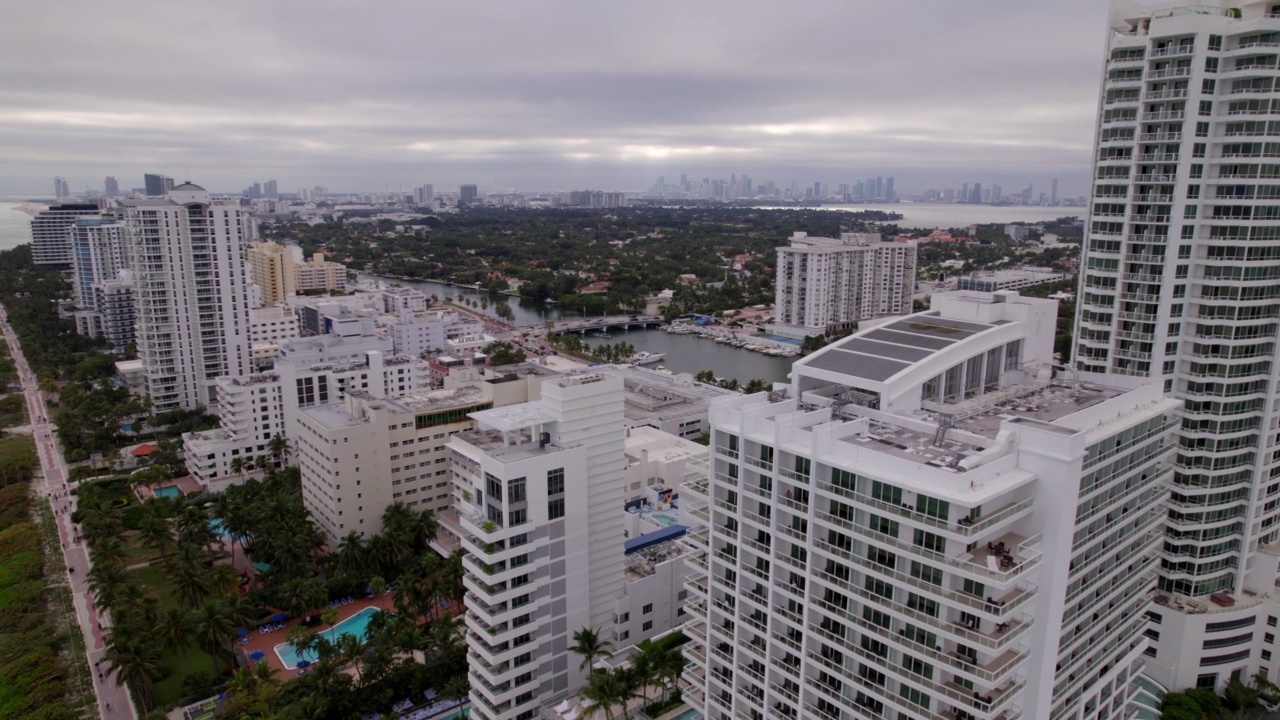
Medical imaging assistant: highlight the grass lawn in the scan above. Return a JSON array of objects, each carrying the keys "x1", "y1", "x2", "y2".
[
  {"x1": 151, "y1": 646, "x2": 217, "y2": 709},
  {"x1": 0, "y1": 395, "x2": 26, "y2": 427},
  {"x1": 130, "y1": 564, "x2": 180, "y2": 609},
  {"x1": 118, "y1": 531, "x2": 163, "y2": 567}
]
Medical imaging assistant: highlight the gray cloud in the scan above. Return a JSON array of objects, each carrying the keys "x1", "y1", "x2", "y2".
[{"x1": 0, "y1": 0, "x2": 1111, "y2": 196}]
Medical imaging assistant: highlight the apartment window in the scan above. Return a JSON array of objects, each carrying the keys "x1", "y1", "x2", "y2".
[
  {"x1": 868, "y1": 514, "x2": 899, "y2": 537},
  {"x1": 642, "y1": 620, "x2": 653, "y2": 632},
  {"x1": 619, "y1": 612, "x2": 629, "y2": 623},
  {"x1": 509, "y1": 477, "x2": 526, "y2": 504},
  {"x1": 643, "y1": 603, "x2": 653, "y2": 614},
  {"x1": 907, "y1": 593, "x2": 939, "y2": 618},
  {"x1": 913, "y1": 529, "x2": 947, "y2": 554},
  {"x1": 548, "y1": 467, "x2": 565, "y2": 495},
  {"x1": 1205, "y1": 56, "x2": 1219, "y2": 73},
  {"x1": 1208, "y1": 34, "x2": 1222, "y2": 51},
  {"x1": 910, "y1": 561, "x2": 943, "y2": 587},
  {"x1": 916, "y1": 495, "x2": 950, "y2": 522},
  {"x1": 870, "y1": 480, "x2": 901, "y2": 505},
  {"x1": 548, "y1": 497, "x2": 565, "y2": 520},
  {"x1": 508, "y1": 508, "x2": 527, "y2": 526}
]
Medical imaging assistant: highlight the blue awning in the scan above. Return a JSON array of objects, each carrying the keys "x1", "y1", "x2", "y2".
[{"x1": 625, "y1": 524, "x2": 687, "y2": 554}]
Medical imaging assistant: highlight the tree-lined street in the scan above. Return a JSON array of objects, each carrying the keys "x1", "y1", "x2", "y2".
[{"x1": 0, "y1": 302, "x2": 136, "y2": 719}]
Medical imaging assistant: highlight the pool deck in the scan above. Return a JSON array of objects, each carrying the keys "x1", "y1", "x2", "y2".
[
  {"x1": 237, "y1": 593, "x2": 463, "y2": 677},
  {"x1": 134, "y1": 474, "x2": 203, "y2": 502}
]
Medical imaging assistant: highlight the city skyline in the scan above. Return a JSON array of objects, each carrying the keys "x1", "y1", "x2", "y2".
[{"x1": 1, "y1": 1, "x2": 1111, "y2": 195}]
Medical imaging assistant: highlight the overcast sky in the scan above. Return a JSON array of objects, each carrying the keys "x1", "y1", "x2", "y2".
[{"x1": 1, "y1": 1, "x2": 1116, "y2": 197}]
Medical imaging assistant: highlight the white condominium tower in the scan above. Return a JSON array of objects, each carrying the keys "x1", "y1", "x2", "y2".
[
  {"x1": 774, "y1": 232, "x2": 917, "y2": 336},
  {"x1": 1077, "y1": 0, "x2": 1280, "y2": 692},
  {"x1": 451, "y1": 373, "x2": 626, "y2": 720},
  {"x1": 683, "y1": 291, "x2": 1180, "y2": 720},
  {"x1": 30, "y1": 203, "x2": 100, "y2": 267},
  {"x1": 120, "y1": 183, "x2": 254, "y2": 411}
]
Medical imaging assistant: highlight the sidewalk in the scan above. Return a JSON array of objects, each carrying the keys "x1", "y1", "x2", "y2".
[{"x1": 0, "y1": 304, "x2": 137, "y2": 720}]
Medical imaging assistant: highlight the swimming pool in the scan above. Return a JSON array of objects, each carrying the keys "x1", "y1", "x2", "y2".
[
  {"x1": 209, "y1": 517, "x2": 231, "y2": 539},
  {"x1": 154, "y1": 485, "x2": 182, "y2": 499},
  {"x1": 669, "y1": 709, "x2": 702, "y2": 720},
  {"x1": 274, "y1": 607, "x2": 386, "y2": 668},
  {"x1": 651, "y1": 511, "x2": 679, "y2": 527}
]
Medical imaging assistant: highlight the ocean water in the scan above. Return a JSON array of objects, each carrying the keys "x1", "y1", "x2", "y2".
[{"x1": 0, "y1": 202, "x2": 40, "y2": 251}]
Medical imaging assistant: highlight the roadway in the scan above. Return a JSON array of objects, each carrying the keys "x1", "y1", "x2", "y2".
[{"x1": 0, "y1": 304, "x2": 135, "y2": 719}]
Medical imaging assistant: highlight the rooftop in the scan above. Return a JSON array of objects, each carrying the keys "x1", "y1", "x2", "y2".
[
  {"x1": 377, "y1": 384, "x2": 487, "y2": 414},
  {"x1": 583, "y1": 365, "x2": 735, "y2": 423},
  {"x1": 797, "y1": 379, "x2": 1128, "y2": 471},
  {"x1": 468, "y1": 403, "x2": 556, "y2": 433}
]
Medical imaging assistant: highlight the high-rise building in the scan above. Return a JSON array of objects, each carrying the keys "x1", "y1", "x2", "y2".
[
  {"x1": 54, "y1": 176, "x2": 70, "y2": 200},
  {"x1": 972, "y1": 182, "x2": 984, "y2": 204},
  {"x1": 263, "y1": 179, "x2": 278, "y2": 199},
  {"x1": 774, "y1": 232, "x2": 917, "y2": 336},
  {"x1": 1050, "y1": 178, "x2": 1059, "y2": 205},
  {"x1": 104, "y1": 176, "x2": 119, "y2": 197},
  {"x1": 119, "y1": 183, "x2": 254, "y2": 411},
  {"x1": 459, "y1": 184, "x2": 478, "y2": 206},
  {"x1": 453, "y1": 372, "x2": 627, "y2": 720},
  {"x1": 69, "y1": 217, "x2": 127, "y2": 309},
  {"x1": 143, "y1": 173, "x2": 173, "y2": 196},
  {"x1": 884, "y1": 176, "x2": 895, "y2": 202},
  {"x1": 1075, "y1": 0, "x2": 1280, "y2": 693},
  {"x1": 683, "y1": 291, "x2": 1180, "y2": 720},
  {"x1": 414, "y1": 184, "x2": 435, "y2": 205},
  {"x1": 246, "y1": 241, "x2": 347, "y2": 306},
  {"x1": 29, "y1": 203, "x2": 100, "y2": 266}
]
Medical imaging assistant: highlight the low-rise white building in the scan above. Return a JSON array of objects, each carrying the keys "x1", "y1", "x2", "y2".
[
  {"x1": 184, "y1": 350, "x2": 434, "y2": 490},
  {"x1": 597, "y1": 365, "x2": 737, "y2": 440},
  {"x1": 956, "y1": 266, "x2": 1067, "y2": 293},
  {"x1": 389, "y1": 308, "x2": 448, "y2": 357},
  {"x1": 296, "y1": 384, "x2": 495, "y2": 543}
]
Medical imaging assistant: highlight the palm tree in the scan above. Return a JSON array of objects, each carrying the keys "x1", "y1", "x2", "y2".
[
  {"x1": 442, "y1": 549, "x2": 465, "y2": 604},
  {"x1": 629, "y1": 642, "x2": 661, "y2": 705},
  {"x1": 580, "y1": 668, "x2": 632, "y2": 720},
  {"x1": 173, "y1": 563, "x2": 209, "y2": 607},
  {"x1": 224, "y1": 594, "x2": 258, "y2": 633},
  {"x1": 207, "y1": 563, "x2": 241, "y2": 599},
  {"x1": 333, "y1": 532, "x2": 367, "y2": 580},
  {"x1": 654, "y1": 645, "x2": 686, "y2": 701},
  {"x1": 369, "y1": 575, "x2": 388, "y2": 610},
  {"x1": 104, "y1": 634, "x2": 163, "y2": 712},
  {"x1": 90, "y1": 535, "x2": 128, "y2": 566},
  {"x1": 337, "y1": 632, "x2": 367, "y2": 687},
  {"x1": 407, "y1": 508, "x2": 439, "y2": 551},
  {"x1": 286, "y1": 625, "x2": 314, "y2": 664},
  {"x1": 136, "y1": 508, "x2": 172, "y2": 565},
  {"x1": 87, "y1": 561, "x2": 129, "y2": 611},
  {"x1": 229, "y1": 456, "x2": 245, "y2": 480},
  {"x1": 192, "y1": 599, "x2": 235, "y2": 675},
  {"x1": 155, "y1": 606, "x2": 195, "y2": 659},
  {"x1": 570, "y1": 626, "x2": 614, "y2": 672},
  {"x1": 113, "y1": 582, "x2": 158, "y2": 629},
  {"x1": 268, "y1": 434, "x2": 291, "y2": 468}
]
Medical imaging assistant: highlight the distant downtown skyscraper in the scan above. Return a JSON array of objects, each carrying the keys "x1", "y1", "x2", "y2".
[
  {"x1": 143, "y1": 173, "x2": 173, "y2": 196},
  {"x1": 1075, "y1": 0, "x2": 1280, "y2": 694},
  {"x1": 104, "y1": 176, "x2": 119, "y2": 197},
  {"x1": 53, "y1": 176, "x2": 69, "y2": 200},
  {"x1": 459, "y1": 184, "x2": 478, "y2": 206}
]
